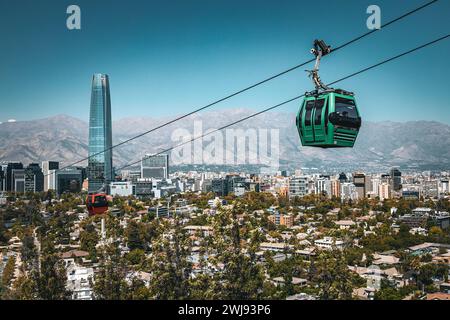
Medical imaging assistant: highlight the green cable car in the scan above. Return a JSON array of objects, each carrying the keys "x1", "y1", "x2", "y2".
[{"x1": 296, "y1": 40, "x2": 361, "y2": 148}]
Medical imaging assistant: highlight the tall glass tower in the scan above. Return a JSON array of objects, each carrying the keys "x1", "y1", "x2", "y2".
[{"x1": 88, "y1": 74, "x2": 113, "y2": 193}]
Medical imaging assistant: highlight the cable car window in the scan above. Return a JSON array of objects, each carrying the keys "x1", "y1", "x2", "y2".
[
  {"x1": 94, "y1": 196, "x2": 106, "y2": 205},
  {"x1": 298, "y1": 104, "x2": 304, "y2": 127},
  {"x1": 314, "y1": 99, "x2": 325, "y2": 125},
  {"x1": 304, "y1": 101, "x2": 315, "y2": 125},
  {"x1": 335, "y1": 97, "x2": 358, "y2": 119}
]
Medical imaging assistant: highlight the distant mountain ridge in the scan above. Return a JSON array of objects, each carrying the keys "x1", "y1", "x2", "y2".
[{"x1": 0, "y1": 111, "x2": 449, "y2": 172}]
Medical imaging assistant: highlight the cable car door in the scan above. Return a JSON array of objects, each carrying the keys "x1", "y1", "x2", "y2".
[
  {"x1": 303, "y1": 100, "x2": 315, "y2": 143},
  {"x1": 312, "y1": 98, "x2": 326, "y2": 142}
]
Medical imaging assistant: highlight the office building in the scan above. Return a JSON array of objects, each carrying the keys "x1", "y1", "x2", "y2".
[
  {"x1": 141, "y1": 154, "x2": 169, "y2": 179},
  {"x1": 134, "y1": 179, "x2": 153, "y2": 198},
  {"x1": 12, "y1": 168, "x2": 25, "y2": 193},
  {"x1": 0, "y1": 166, "x2": 4, "y2": 191},
  {"x1": 353, "y1": 173, "x2": 366, "y2": 199},
  {"x1": 211, "y1": 178, "x2": 228, "y2": 197},
  {"x1": 227, "y1": 175, "x2": 246, "y2": 196},
  {"x1": 42, "y1": 161, "x2": 59, "y2": 191},
  {"x1": 338, "y1": 172, "x2": 348, "y2": 183},
  {"x1": 402, "y1": 190, "x2": 420, "y2": 200},
  {"x1": 24, "y1": 163, "x2": 44, "y2": 193},
  {"x1": 390, "y1": 168, "x2": 402, "y2": 191},
  {"x1": 109, "y1": 181, "x2": 134, "y2": 197},
  {"x1": 88, "y1": 74, "x2": 113, "y2": 192},
  {"x1": 50, "y1": 167, "x2": 83, "y2": 195},
  {"x1": 2, "y1": 162, "x2": 23, "y2": 191}
]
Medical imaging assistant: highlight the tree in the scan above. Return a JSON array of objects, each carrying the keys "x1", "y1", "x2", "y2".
[
  {"x1": 209, "y1": 204, "x2": 266, "y2": 300},
  {"x1": 125, "y1": 220, "x2": 145, "y2": 251},
  {"x1": 126, "y1": 249, "x2": 147, "y2": 267},
  {"x1": 80, "y1": 223, "x2": 99, "y2": 261},
  {"x1": 149, "y1": 218, "x2": 193, "y2": 299},
  {"x1": 92, "y1": 242, "x2": 130, "y2": 300},
  {"x1": 125, "y1": 277, "x2": 151, "y2": 300},
  {"x1": 34, "y1": 242, "x2": 71, "y2": 300},
  {"x1": 375, "y1": 287, "x2": 402, "y2": 300},
  {"x1": 1, "y1": 256, "x2": 16, "y2": 294},
  {"x1": 8, "y1": 274, "x2": 38, "y2": 300},
  {"x1": 312, "y1": 250, "x2": 354, "y2": 300},
  {"x1": 21, "y1": 234, "x2": 38, "y2": 272},
  {"x1": 0, "y1": 213, "x2": 10, "y2": 245}
]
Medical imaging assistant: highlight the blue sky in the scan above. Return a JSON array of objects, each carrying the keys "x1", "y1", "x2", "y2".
[{"x1": 0, "y1": 0, "x2": 449, "y2": 123}]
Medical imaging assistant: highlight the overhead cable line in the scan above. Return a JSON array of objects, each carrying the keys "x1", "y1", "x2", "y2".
[
  {"x1": 48, "y1": 0, "x2": 440, "y2": 177},
  {"x1": 110, "y1": 34, "x2": 450, "y2": 174}
]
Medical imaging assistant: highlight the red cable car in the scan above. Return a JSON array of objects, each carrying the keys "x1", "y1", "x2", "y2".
[{"x1": 86, "y1": 193, "x2": 109, "y2": 215}]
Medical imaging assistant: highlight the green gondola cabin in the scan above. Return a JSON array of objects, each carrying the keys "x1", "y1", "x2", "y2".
[
  {"x1": 296, "y1": 39, "x2": 362, "y2": 148},
  {"x1": 296, "y1": 90, "x2": 361, "y2": 148}
]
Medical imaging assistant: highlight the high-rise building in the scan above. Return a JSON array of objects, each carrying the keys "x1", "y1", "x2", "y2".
[
  {"x1": 331, "y1": 180, "x2": 341, "y2": 198},
  {"x1": 289, "y1": 176, "x2": 308, "y2": 198},
  {"x1": 12, "y1": 168, "x2": 25, "y2": 193},
  {"x1": 88, "y1": 74, "x2": 113, "y2": 192},
  {"x1": 141, "y1": 154, "x2": 169, "y2": 179},
  {"x1": 315, "y1": 177, "x2": 331, "y2": 197},
  {"x1": 42, "y1": 161, "x2": 59, "y2": 191},
  {"x1": 378, "y1": 183, "x2": 391, "y2": 201},
  {"x1": 211, "y1": 178, "x2": 228, "y2": 197},
  {"x1": 390, "y1": 168, "x2": 402, "y2": 191},
  {"x1": 227, "y1": 175, "x2": 246, "y2": 195},
  {"x1": 381, "y1": 174, "x2": 390, "y2": 184},
  {"x1": 441, "y1": 179, "x2": 449, "y2": 194},
  {"x1": 341, "y1": 182, "x2": 358, "y2": 201},
  {"x1": 365, "y1": 175, "x2": 372, "y2": 193},
  {"x1": 0, "y1": 165, "x2": 4, "y2": 191},
  {"x1": 353, "y1": 173, "x2": 366, "y2": 199},
  {"x1": 338, "y1": 172, "x2": 348, "y2": 183},
  {"x1": 24, "y1": 163, "x2": 44, "y2": 193},
  {"x1": 2, "y1": 162, "x2": 23, "y2": 191}
]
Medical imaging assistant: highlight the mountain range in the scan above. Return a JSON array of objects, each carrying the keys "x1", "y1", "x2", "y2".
[{"x1": 0, "y1": 110, "x2": 449, "y2": 173}]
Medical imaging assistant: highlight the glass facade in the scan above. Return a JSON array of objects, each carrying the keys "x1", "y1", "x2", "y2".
[{"x1": 88, "y1": 74, "x2": 113, "y2": 192}]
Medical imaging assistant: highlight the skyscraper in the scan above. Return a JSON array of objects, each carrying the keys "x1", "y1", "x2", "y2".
[
  {"x1": 88, "y1": 74, "x2": 113, "y2": 192},
  {"x1": 390, "y1": 167, "x2": 402, "y2": 191}
]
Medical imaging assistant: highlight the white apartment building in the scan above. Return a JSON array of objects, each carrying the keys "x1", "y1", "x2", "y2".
[
  {"x1": 66, "y1": 265, "x2": 94, "y2": 300},
  {"x1": 314, "y1": 237, "x2": 345, "y2": 250}
]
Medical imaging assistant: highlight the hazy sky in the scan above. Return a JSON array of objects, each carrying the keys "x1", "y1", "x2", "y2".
[{"x1": 0, "y1": 0, "x2": 449, "y2": 123}]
